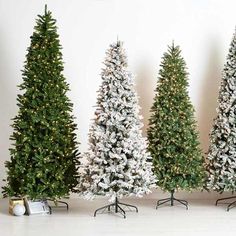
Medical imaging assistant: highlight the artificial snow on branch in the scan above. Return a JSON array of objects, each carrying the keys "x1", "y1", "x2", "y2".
[
  {"x1": 207, "y1": 31, "x2": 236, "y2": 192},
  {"x1": 80, "y1": 41, "x2": 156, "y2": 202}
]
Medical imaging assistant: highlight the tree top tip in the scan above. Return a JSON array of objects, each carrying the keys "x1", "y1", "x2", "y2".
[
  {"x1": 116, "y1": 39, "x2": 122, "y2": 47},
  {"x1": 168, "y1": 41, "x2": 181, "y2": 54}
]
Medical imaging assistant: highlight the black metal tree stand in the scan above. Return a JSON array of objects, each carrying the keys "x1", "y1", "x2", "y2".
[
  {"x1": 215, "y1": 196, "x2": 236, "y2": 211},
  {"x1": 47, "y1": 199, "x2": 69, "y2": 214},
  {"x1": 94, "y1": 197, "x2": 138, "y2": 218},
  {"x1": 156, "y1": 190, "x2": 188, "y2": 209}
]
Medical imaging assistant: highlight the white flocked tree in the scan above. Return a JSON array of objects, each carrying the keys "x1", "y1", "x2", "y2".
[
  {"x1": 80, "y1": 41, "x2": 156, "y2": 216},
  {"x1": 207, "y1": 31, "x2": 236, "y2": 194}
]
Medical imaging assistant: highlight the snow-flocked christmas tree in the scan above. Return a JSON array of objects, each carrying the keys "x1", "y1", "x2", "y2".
[
  {"x1": 148, "y1": 44, "x2": 206, "y2": 208},
  {"x1": 207, "y1": 31, "x2": 236, "y2": 194},
  {"x1": 81, "y1": 41, "x2": 155, "y2": 217}
]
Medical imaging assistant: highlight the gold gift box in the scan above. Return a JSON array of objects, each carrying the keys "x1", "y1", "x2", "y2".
[{"x1": 9, "y1": 198, "x2": 25, "y2": 215}]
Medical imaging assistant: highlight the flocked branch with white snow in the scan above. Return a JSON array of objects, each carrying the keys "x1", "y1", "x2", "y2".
[
  {"x1": 207, "y1": 31, "x2": 236, "y2": 192},
  {"x1": 80, "y1": 41, "x2": 156, "y2": 202}
]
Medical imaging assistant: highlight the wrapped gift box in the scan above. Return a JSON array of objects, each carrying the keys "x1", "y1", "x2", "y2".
[{"x1": 9, "y1": 198, "x2": 25, "y2": 215}]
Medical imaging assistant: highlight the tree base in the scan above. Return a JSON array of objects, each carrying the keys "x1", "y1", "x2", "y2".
[
  {"x1": 216, "y1": 196, "x2": 236, "y2": 211},
  {"x1": 156, "y1": 191, "x2": 188, "y2": 209},
  {"x1": 47, "y1": 200, "x2": 69, "y2": 214},
  {"x1": 94, "y1": 197, "x2": 138, "y2": 218}
]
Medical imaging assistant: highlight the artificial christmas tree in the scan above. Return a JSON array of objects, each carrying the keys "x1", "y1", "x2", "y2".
[
  {"x1": 81, "y1": 41, "x2": 156, "y2": 218},
  {"x1": 2, "y1": 6, "x2": 79, "y2": 202},
  {"x1": 147, "y1": 43, "x2": 206, "y2": 209},
  {"x1": 207, "y1": 31, "x2": 236, "y2": 211}
]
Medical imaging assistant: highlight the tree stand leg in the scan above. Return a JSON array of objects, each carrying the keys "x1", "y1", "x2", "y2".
[
  {"x1": 94, "y1": 197, "x2": 138, "y2": 218},
  {"x1": 215, "y1": 196, "x2": 236, "y2": 211},
  {"x1": 156, "y1": 191, "x2": 188, "y2": 209},
  {"x1": 47, "y1": 199, "x2": 69, "y2": 213}
]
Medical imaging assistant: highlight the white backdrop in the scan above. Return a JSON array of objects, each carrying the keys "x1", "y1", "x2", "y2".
[{"x1": 0, "y1": 0, "x2": 235, "y2": 198}]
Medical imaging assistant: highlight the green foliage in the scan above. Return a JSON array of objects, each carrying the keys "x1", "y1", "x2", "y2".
[
  {"x1": 147, "y1": 44, "x2": 206, "y2": 193},
  {"x1": 2, "y1": 6, "x2": 79, "y2": 200}
]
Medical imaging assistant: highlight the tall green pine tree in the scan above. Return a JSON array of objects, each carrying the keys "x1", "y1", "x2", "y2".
[
  {"x1": 3, "y1": 6, "x2": 79, "y2": 200},
  {"x1": 147, "y1": 44, "x2": 205, "y2": 206}
]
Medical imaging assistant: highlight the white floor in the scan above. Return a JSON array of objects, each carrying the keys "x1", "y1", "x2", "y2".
[{"x1": 0, "y1": 197, "x2": 236, "y2": 236}]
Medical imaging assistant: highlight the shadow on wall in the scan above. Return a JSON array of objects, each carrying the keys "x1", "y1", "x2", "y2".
[
  {"x1": 0, "y1": 30, "x2": 18, "y2": 194},
  {"x1": 198, "y1": 41, "x2": 222, "y2": 154},
  {"x1": 135, "y1": 61, "x2": 156, "y2": 136}
]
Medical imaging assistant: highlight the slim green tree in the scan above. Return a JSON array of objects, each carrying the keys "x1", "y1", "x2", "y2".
[
  {"x1": 2, "y1": 6, "x2": 79, "y2": 200},
  {"x1": 147, "y1": 44, "x2": 206, "y2": 208}
]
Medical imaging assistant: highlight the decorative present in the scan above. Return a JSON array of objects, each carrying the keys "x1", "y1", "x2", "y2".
[
  {"x1": 9, "y1": 198, "x2": 25, "y2": 215},
  {"x1": 24, "y1": 199, "x2": 51, "y2": 215}
]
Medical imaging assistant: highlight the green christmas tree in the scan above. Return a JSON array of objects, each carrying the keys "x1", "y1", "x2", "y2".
[
  {"x1": 147, "y1": 44, "x2": 206, "y2": 208},
  {"x1": 2, "y1": 6, "x2": 79, "y2": 200}
]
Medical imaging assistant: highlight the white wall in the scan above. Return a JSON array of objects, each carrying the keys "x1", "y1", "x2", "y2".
[{"x1": 0, "y1": 0, "x2": 235, "y2": 197}]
